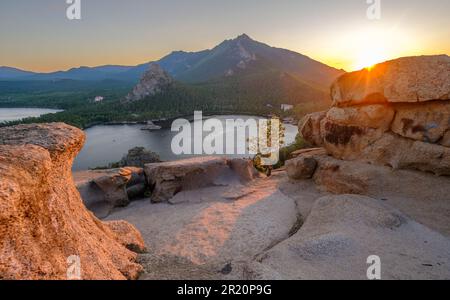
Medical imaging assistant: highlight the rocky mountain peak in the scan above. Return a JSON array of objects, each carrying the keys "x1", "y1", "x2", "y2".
[
  {"x1": 125, "y1": 63, "x2": 174, "y2": 102},
  {"x1": 235, "y1": 33, "x2": 252, "y2": 41}
]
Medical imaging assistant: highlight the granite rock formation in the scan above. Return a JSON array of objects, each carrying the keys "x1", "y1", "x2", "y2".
[{"x1": 0, "y1": 123, "x2": 145, "y2": 280}]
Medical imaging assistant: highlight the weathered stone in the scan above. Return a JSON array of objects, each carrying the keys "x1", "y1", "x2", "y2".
[
  {"x1": 0, "y1": 123, "x2": 144, "y2": 280},
  {"x1": 391, "y1": 101, "x2": 450, "y2": 143},
  {"x1": 320, "y1": 116, "x2": 385, "y2": 160},
  {"x1": 93, "y1": 168, "x2": 132, "y2": 208},
  {"x1": 104, "y1": 220, "x2": 147, "y2": 254},
  {"x1": 326, "y1": 104, "x2": 394, "y2": 129},
  {"x1": 246, "y1": 195, "x2": 450, "y2": 280},
  {"x1": 359, "y1": 132, "x2": 450, "y2": 175},
  {"x1": 286, "y1": 156, "x2": 318, "y2": 180},
  {"x1": 331, "y1": 55, "x2": 450, "y2": 107},
  {"x1": 313, "y1": 156, "x2": 369, "y2": 195},
  {"x1": 75, "y1": 167, "x2": 147, "y2": 218},
  {"x1": 107, "y1": 175, "x2": 298, "y2": 273},
  {"x1": 146, "y1": 157, "x2": 237, "y2": 203},
  {"x1": 309, "y1": 154, "x2": 450, "y2": 235},
  {"x1": 442, "y1": 131, "x2": 450, "y2": 147},
  {"x1": 227, "y1": 158, "x2": 259, "y2": 182},
  {"x1": 299, "y1": 111, "x2": 326, "y2": 146},
  {"x1": 119, "y1": 147, "x2": 161, "y2": 168}
]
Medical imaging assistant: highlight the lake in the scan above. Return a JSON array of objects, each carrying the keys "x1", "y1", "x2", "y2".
[
  {"x1": 73, "y1": 115, "x2": 299, "y2": 170},
  {"x1": 0, "y1": 108, "x2": 63, "y2": 123}
]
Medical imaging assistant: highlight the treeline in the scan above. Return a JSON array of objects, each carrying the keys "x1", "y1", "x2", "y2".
[{"x1": 1, "y1": 72, "x2": 331, "y2": 129}]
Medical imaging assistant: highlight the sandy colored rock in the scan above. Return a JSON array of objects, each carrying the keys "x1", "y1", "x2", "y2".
[
  {"x1": 227, "y1": 158, "x2": 260, "y2": 182},
  {"x1": 391, "y1": 101, "x2": 450, "y2": 143},
  {"x1": 104, "y1": 220, "x2": 147, "y2": 254},
  {"x1": 299, "y1": 111, "x2": 326, "y2": 146},
  {"x1": 93, "y1": 168, "x2": 132, "y2": 207},
  {"x1": 326, "y1": 104, "x2": 394, "y2": 129},
  {"x1": 107, "y1": 175, "x2": 298, "y2": 278},
  {"x1": 0, "y1": 123, "x2": 144, "y2": 280},
  {"x1": 310, "y1": 154, "x2": 450, "y2": 236},
  {"x1": 75, "y1": 167, "x2": 146, "y2": 218},
  {"x1": 331, "y1": 55, "x2": 450, "y2": 107},
  {"x1": 442, "y1": 131, "x2": 450, "y2": 147},
  {"x1": 359, "y1": 132, "x2": 450, "y2": 175},
  {"x1": 246, "y1": 195, "x2": 450, "y2": 280},
  {"x1": 145, "y1": 157, "x2": 255, "y2": 203},
  {"x1": 286, "y1": 156, "x2": 318, "y2": 180},
  {"x1": 320, "y1": 116, "x2": 385, "y2": 160}
]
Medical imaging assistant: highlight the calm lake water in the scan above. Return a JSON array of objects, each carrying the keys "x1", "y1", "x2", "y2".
[
  {"x1": 0, "y1": 108, "x2": 62, "y2": 122},
  {"x1": 73, "y1": 115, "x2": 299, "y2": 171}
]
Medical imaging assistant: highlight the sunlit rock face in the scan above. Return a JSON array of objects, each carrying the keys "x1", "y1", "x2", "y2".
[
  {"x1": 331, "y1": 55, "x2": 450, "y2": 107},
  {"x1": 299, "y1": 55, "x2": 450, "y2": 175},
  {"x1": 0, "y1": 123, "x2": 145, "y2": 280}
]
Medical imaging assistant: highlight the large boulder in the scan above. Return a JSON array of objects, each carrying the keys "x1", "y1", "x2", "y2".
[
  {"x1": 286, "y1": 156, "x2": 318, "y2": 180},
  {"x1": 299, "y1": 55, "x2": 450, "y2": 175},
  {"x1": 145, "y1": 157, "x2": 258, "y2": 203},
  {"x1": 331, "y1": 55, "x2": 450, "y2": 107},
  {"x1": 299, "y1": 111, "x2": 326, "y2": 147},
  {"x1": 119, "y1": 147, "x2": 161, "y2": 168},
  {"x1": 320, "y1": 118, "x2": 384, "y2": 160},
  {"x1": 0, "y1": 123, "x2": 145, "y2": 280},
  {"x1": 246, "y1": 195, "x2": 450, "y2": 280},
  {"x1": 359, "y1": 132, "x2": 450, "y2": 175},
  {"x1": 75, "y1": 167, "x2": 147, "y2": 218},
  {"x1": 391, "y1": 101, "x2": 450, "y2": 143},
  {"x1": 326, "y1": 104, "x2": 394, "y2": 129},
  {"x1": 319, "y1": 104, "x2": 395, "y2": 160}
]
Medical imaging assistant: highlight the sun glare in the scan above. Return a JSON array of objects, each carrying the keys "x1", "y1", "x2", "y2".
[
  {"x1": 353, "y1": 47, "x2": 388, "y2": 70},
  {"x1": 334, "y1": 25, "x2": 418, "y2": 72}
]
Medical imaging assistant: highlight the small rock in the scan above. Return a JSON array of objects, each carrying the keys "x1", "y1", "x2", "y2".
[{"x1": 286, "y1": 156, "x2": 318, "y2": 180}]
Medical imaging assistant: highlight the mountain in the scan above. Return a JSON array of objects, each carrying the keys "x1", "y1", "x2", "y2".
[
  {"x1": 0, "y1": 67, "x2": 36, "y2": 79},
  {"x1": 159, "y1": 34, "x2": 342, "y2": 88},
  {"x1": 0, "y1": 34, "x2": 343, "y2": 88}
]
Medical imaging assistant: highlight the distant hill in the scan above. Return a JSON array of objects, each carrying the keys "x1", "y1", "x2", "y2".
[{"x1": 0, "y1": 67, "x2": 36, "y2": 79}]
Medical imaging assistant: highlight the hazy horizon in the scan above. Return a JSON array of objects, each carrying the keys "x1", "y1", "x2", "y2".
[{"x1": 1, "y1": 0, "x2": 449, "y2": 72}]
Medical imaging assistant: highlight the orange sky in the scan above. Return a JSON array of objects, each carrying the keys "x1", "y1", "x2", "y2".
[{"x1": 1, "y1": 0, "x2": 449, "y2": 72}]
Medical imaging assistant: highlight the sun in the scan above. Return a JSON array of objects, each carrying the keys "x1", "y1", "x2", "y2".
[{"x1": 353, "y1": 47, "x2": 388, "y2": 71}]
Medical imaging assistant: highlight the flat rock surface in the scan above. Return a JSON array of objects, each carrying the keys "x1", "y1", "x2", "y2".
[
  {"x1": 107, "y1": 174, "x2": 299, "y2": 279},
  {"x1": 247, "y1": 195, "x2": 450, "y2": 280}
]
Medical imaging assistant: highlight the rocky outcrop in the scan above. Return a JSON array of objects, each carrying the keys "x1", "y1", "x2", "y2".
[
  {"x1": 145, "y1": 157, "x2": 259, "y2": 203},
  {"x1": 331, "y1": 55, "x2": 450, "y2": 107},
  {"x1": 0, "y1": 123, "x2": 145, "y2": 280},
  {"x1": 125, "y1": 63, "x2": 173, "y2": 102},
  {"x1": 245, "y1": 195, "x2": 450, "y2": 280},
  {"x1": 299, "y1": 55, "x2": 450, "y2": 175},
  {"x1": 285, "y1": 156, "x2": 318, "y2": 180},
  {"x1": 299, "y1": 111, "x2": 326, "y2": 147},
  {"x1": 75, "y1": 167, "x2": 147, "y2": 218},
  {"x1": 119, "y1": 147, "x2": 161, "y2": 168}
]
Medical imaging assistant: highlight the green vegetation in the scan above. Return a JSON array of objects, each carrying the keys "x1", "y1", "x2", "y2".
[{"x1": 1, "y1": 72, "x2": 330, "y2": 129}]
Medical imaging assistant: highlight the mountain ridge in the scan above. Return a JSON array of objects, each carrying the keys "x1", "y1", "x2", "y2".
[{"x1": 0, "y1": 34, "x2": 344, "y2": 89}]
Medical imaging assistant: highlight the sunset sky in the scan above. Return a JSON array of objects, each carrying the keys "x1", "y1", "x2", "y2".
[{"x1": 1, "y1": 0, "x2": 449, "y2": 72}]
